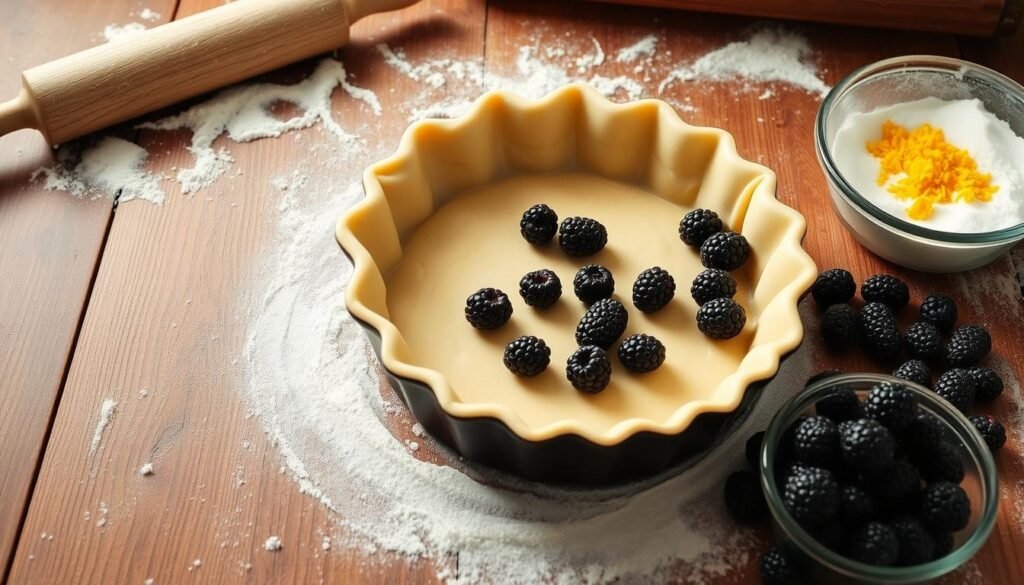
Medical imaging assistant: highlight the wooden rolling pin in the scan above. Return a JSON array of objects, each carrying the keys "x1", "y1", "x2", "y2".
[
  {"x1": 0, "y1": 0, "x2": 418, "y2": 145},
  {"x1": 588, "y1": 0, "x2": 1022, "y2": 36}
]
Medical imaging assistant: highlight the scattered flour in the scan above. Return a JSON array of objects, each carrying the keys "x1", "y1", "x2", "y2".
[
  {"x1": 573, "y1": 37, "x2": 606, "y2": 72},
  {"x1": 103, "y1": 22, "x2": 147, "y2": 43},
  {"x1": 264, "y1": 536, "x2": 283, "y2": 551},
  {"x1": 659, "y1": 27, "x2": 829, "y2": 96},
  {"x1": 89, "y1": 399, "x2": 118, "y2": 455},
  {"x1": 615, "y1": 35, "x2": 659, "y2": 63},
  {"x1": 32, "y1": 138, "x2": 165, "y2": 204},
  {"x1": 138, "y1": 8, "x2": 160, "y2": 22},
  {"x1": 140, "y1": 463, "x2": 154, "y2": 476}
]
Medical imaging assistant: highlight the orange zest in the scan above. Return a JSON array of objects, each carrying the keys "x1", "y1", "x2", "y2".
[{"x1": 866, "y1": 120, "x2": 998, "y2": 220}]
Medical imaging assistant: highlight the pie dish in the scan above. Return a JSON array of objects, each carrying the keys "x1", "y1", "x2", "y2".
[{"x1": 337, "y1": 84, "x2": 817, "y2": 485}]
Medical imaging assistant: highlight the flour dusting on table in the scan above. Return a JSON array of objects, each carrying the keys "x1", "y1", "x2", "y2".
[
  {"x1": 102, "y1": 22, "x2": 148, "y2": 43},
  {"x1": 89, "y1": 398, "x2": 118, "y2": 455}
]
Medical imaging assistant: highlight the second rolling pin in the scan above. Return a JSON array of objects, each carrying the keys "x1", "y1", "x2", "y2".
[{"x1": 0, "y1": 0, "x2": 419, "y2": 145}]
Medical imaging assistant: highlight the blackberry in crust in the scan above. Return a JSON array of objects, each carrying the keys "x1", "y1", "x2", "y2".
[
  {"x1": 699, "y1": 231, "x2": 750, "y2": 271},
  {"x1": 861, "y1": 274, "x2": 910, "y2": 310},
  {"x1": 783, "y1": 465, "x2": 840, "y2": 528},
  {"x1": 847, "y1": 521, "x2": 899, "y2": 566},
  {"x1": 920, "y1": 481, "x2": 970, "y2": 533},
  {"x1": 760, "y1": 546, "x2": 803, "y2": 585},
  {"x1": 502, "y1": 336, "x2": 551, "y2": 377},
  {"x1": 723, "y1": 470, "x2": 768, "y2": 524},
  {"x1": 892, "y1": 516, "x2": 936, "y2": 566},
  {"x1": 689, "y1": 268, "x2": 736, "y2": 306},
  {"x1": 968, "y1": 414, "x2": 1006, "y2": 452},
  {"x1": 967, "y1": 367, "x2": 1004, "y2": 403},
  {"x1": 558, "y1": 216, "x2": 607, "y2": 256},
  {"x1": 945, "y1": 325, "x2": 992, "y2": 368},
  {"x1": 934, "y1": 368, "x2": 976, "y2": 414},
  {"x1": 858, "y1": 302, "x2": 902, "y2": 360},
  {"x1": 919, "y1": 293, "x2": 958, "y2": 331},
  {"x1": 518, "y1": 269, "x2": 562, "y2": 309},
  {"x1": 632, "y1": 266, "x2": 676, "y2": 313},
  {"x1": 864, "y1": 381, "x2": 917, "y2": 432},
  {"x1": 519, "y1": 203, "x2": 558, "y2": 244},
  {"x1": 811, "y1": 268, "x2": 856, "y2": 307},
  {"x1": 905, "y1": 321, "x2": 942, "y2": 362},
  {"x1": 814, "y1": 384, "x2": 863, "y2": 424},
  {"x1": 464, "y1": 287, "x2": 513, "y2": 329},
  {"x1": 575, "y1": 298, "x2": 628, "y2": 349},
  {"x1": 892, "y1": 359, "x2": 931, "y2": 388},
  {"x1": 791, "y1": 416, "x2": 841, "y2": 468},
  {"x1": 565, "y1": 345, "x2": 612, "y2": 394},
  {"x1": 839, "y1": 418, "x2": 895, "y2": 474},
  {"x1": 820, "y1": 303, "x2": 857, "y2": 350},
  {"x1": 573, "y1": 264, "x2": 614, "y2": 304},
  {"x1": 616, "y1": 334, "x2": 666, "y2": 373},
  {"x1": 679, "y1": 208, "x2": 723, "y2": 248},
  {"x1": 696, "y1": 297, "x2": 746, "y2": 340},
  {"x1": 839, "y1": 484, "x2": 877, "y2": 525}
]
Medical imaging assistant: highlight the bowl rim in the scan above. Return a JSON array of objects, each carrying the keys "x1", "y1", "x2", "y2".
[
  {"x1": 760, "y1": 373, "x2": 1000, "y2": 583},
  {"x1": 336, "y1": 83, "x2": 818, "y2": 446},
  {"x1": 814, "y1": 54, "x2": 1024, "y2": 245}
]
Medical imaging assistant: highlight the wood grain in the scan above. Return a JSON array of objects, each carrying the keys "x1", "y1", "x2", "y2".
[
  {"x1": 0, "y1": 0, "x2": 177, "y2": 578},
  {"x1": 5, "y1": 1, "x2": 1024, "y2": 584}
]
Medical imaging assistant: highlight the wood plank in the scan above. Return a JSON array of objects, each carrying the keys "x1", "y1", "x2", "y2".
[
  {"x1": 7, "y1": 0, "x2": 485, "y2": 583},
  {"x1": 0, "y1": 0, "x2": 177, "y2": 577}
]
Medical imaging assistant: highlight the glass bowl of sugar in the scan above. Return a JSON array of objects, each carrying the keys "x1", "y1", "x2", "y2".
[{"x1": 815, "y1": 55, "x2": 1024, "y2": 272}]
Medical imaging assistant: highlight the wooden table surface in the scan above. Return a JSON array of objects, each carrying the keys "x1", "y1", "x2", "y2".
[{"x1": 1, "y1": 1, "x2": 1022, "y2": 583}]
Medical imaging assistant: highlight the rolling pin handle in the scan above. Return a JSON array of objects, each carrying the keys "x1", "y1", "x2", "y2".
[{"x1": 0, "y1": 88, "x2": 39, "y2": 139}]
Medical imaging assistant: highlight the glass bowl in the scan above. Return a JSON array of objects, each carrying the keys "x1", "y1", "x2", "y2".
[
  {"x1": 760, "y1": 373, "x2": 999, "y2": 584},
  {"x1": 815, "y1": 55, "x2": 1024, "y2": 273}
]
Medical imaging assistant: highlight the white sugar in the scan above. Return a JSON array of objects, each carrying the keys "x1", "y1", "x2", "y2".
[{"x1": 89, "y1": 399, "x2": 117, "y2": 455}]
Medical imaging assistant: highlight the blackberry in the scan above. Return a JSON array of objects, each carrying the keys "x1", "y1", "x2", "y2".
[
  {"x1": 864, "y1": 459, "x2": 921, "y2": 505},
  {"x1": 820, "y1": 304, "x2": 857, "y2": 350},
  {"x1": 901, "y1": 411, "x2": 946, "y2": 453},
  {"x1": 760, "y1": 546, "x2": 803, "y2": 585},
  {"x1": 892, "y1": 360, "x2": 931, "y2": 388},
  {"x1": 745, "y1": 430, "x2": 765, "y2": 472},
  {"x1": 791, "y1": 416, "x2": 840, "y2": 468},
  {"x1": 678, "y1": 208, "x2": 723, "y2": 248},
  {"x1": 464, "y1": 288, "x2": 513, "y2": 329},
  {"x1": 811, "y1": 268, "x2": 856, "y2": 307},
  {"x1": 502, "y1": 336, "x2": 551, "y2": 377},
  {"x1": 847, "y1": 521, "x2": 899, "y2": 566},
  {"x1": 814, "y1": 384, "x2": 863, "y2": 423},
  {"x1": 919, "y1": 293, "x2": 958, "y2": 331},
  {"x1": 519, "y1": 203, "x2": 558, "y2": 244},
  {"x1": 914, "y1": 441, "x2": 965, "y2": 484},
  {"x1": 920, "y1": 481, "x2": 970, "y2": 533},
  {"x1": 632, "y1": 267, "x2": 676, "y2": 313},
  {"x1": 839, "y1": 484, "x2": 876, "y2": 525},
  {"x1": 859, "y1": 302, "x2": 902, "y2": 360},
  {"x1": 864, "y1": 382, "x2": 917, "y2": 432},
  {"x1": 573, "y1": 264, "x2": 614, "y2": 304},
  {"x1": 565, "y1": 345, "x2": 612, "y2": 393},
  {"x1": 575, "y1": 298, "x2": 628, "y2": 349},
  {"x1": 689, "y1": 268, "x2": 736, "y2": 306},
  {"x1": 696, "y1": 298, "x2": 746, "y2": 340},
  {"x1": 945, "y1": 325, "x2": 991, "y2": 367},
  {"x1": 783, "y1": 465, "x2": 839, "y2": 528},
  {"x1": 723, "y1": 470, "x2": 767, "y2": 524},
  {"x1": 558, "y1": 216, "x2": 607, "y2": 256},
  {"x1": 699, "y1": 231, "x2": 750, "y2": 271},
  {"x1": 968, "y1": 414, "x2": 1006, "y2": 452},
  {"x1": 932, "y1": 531, "x2": 954, "y2": 559},
  {"x1": 891, "y1": 516, "x2": 935, "y2": 566},
  {"x1": 967, "y1": 367, "x2": 1004, "y2": 403},
  {"x1": 839, "y1": 418, "x2": 894, "y2": 473},
  {"x1": 861, "y1": 274, "x2": 910, "y2": 310},
  {"x1": 905, "y1": 321, "x2": 942, "y2": 362},
  {"x1": 934, "y1": 368, "x2": 976, "y2": 413},
  {"x1": 518, "y1": 269, "x2": 562, "y2": 309},
  {"x1": 616, "y1": 334, "x2": 666, "y2": 373}
]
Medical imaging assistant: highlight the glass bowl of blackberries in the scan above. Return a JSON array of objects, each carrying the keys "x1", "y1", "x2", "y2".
[{"x1": 759, "y1": 373, "x2": 998, "y2": 584}]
